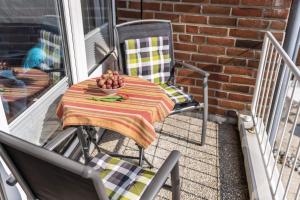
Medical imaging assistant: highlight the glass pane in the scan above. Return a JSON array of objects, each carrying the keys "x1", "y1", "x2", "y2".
[
  {"x1": 81, "y1": 0, "x2": 113, "y2": 69},
  {"x1": 0, "y1": 0, "x2": 67, "y2": 123}
]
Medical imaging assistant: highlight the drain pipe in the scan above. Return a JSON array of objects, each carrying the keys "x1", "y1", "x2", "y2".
[{"x1": 269, "y1": 0, "x2": 300, "y2": 144}]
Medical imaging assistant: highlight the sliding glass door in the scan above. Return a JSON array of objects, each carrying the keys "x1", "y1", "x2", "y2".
[{"x1": 0, "y1": 0, "x2": 71, "y2": 144}]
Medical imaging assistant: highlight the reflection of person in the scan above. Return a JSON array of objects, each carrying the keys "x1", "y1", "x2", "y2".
[{"x1": 0, "y1": 66, "x2": 27, "y2": 118}]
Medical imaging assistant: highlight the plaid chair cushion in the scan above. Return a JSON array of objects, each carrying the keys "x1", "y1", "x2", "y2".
[
  {"x1": 125, "y1": 36, "x2": 171, "y2": 84},
  {"x1": 88, "y1": 153, "x2": 155, "y2": 200},
  {"x1": 40, "y1": 30, "x2": 62, "y2": 70},
  {"x1": 160, "y1": 83, "x2": 193, "y2": 104}
]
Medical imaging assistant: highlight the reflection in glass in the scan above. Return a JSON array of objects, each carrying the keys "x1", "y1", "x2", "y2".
[
  {"x1": 81, "y1": 0, "x2": 113, "y2": 69},
  {"x1": 0, "y1": 0, "x2": 66, "y2": 123}
]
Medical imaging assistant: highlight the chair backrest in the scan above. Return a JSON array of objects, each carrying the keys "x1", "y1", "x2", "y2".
[
  {"x1": 0, "y1": 131, "x2": 108, "y2": 200},
  {"x1": 115, "y1": 20, "x2": 175, "y2": 75}
]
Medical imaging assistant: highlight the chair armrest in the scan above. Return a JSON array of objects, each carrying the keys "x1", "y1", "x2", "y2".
[
  {"x1": 176, "y1": 61, "x2": 210, "y2": 77},
  {"x1": 6, "y1": 174, "x2": 17, "y2": 186},
  {"x1": 140, "y1": 150, "x2": 181, "y2": 200},
  {"x1": 44, "y1": 127, "x2": 77, "y2": 151}
]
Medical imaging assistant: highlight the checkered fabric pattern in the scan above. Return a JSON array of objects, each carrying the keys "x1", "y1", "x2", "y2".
[
  {"x1": 88, "y1": 153, "x2": 155, "y2": 200},
  {"x1": 160, "y1": 83, "x2": 193, "y2": 104},
  {"x1": 125, "y1": 36, "x2": 171, "y2": 84},
  {"x1": 40, "y1": 30, "x2": 62, "y2": 69}
]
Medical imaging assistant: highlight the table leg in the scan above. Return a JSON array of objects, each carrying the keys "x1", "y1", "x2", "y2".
[{"x1": 77, "y1": 126, "x2": 92, "y2": 164}]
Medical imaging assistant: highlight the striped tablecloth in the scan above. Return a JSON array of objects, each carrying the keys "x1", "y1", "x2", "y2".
[
  {"x1": 0, "y1": 67, "x2": 50, "y2": 103},
  {"x1": 56, "y1": 76, "x2": 175, "y2": 148}
]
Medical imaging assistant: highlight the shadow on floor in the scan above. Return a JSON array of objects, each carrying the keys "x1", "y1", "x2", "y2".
[{"x1": 98, "y1": 114, "x2": 249, "y2": 200}]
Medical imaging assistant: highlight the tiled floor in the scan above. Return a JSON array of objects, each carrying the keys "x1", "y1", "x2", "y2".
[{"x1": 98, "y1": 114, "x2": 249, "y2": 200}]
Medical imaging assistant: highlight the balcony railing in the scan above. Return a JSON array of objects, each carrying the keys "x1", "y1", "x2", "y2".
[{"x1": 251, "y1": 31, "x2": 300, "y2": 200}]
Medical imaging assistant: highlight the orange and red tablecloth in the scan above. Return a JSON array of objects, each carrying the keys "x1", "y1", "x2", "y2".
[{"x1": 56, "y1": 76, "x2": 175, "y2": 148}]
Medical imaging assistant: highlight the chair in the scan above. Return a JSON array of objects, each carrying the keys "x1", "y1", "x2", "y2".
[
  {"x1": 115, "y1": 19, "x2": 210, "y2": 146},
  {"x1": 0, "y1": 130, "x2": 181, "y2": 200}
]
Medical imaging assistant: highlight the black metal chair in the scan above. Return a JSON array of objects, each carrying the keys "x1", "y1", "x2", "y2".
[
  {"x1": 0, "y1": 130, "x2": 181, "y2": 200},
  {"x1": 115, "y1": 19, "x2": 210, "y2": 146}
]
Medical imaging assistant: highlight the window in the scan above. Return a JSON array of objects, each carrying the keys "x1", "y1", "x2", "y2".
[
  {"x1": 81, "y1": 0, "x2": 114, "y2": 70},
  {"x1": 0, "y1": 0, "x2": 68, "y2": 123}
]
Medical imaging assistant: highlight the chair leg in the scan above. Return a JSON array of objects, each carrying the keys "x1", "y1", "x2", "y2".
[
  {"x1": 201, "y1": 76, "x2": 209, "y2": 146},
  {"x1": 138, "y1": 146, "x2": 144, "y2": 166},
  {"x1": 171, "y1": 162, "x2": 180, "y2": 200}
]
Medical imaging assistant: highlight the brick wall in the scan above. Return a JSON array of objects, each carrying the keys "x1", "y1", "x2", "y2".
[{"x1": 116, "y1": 0, "x2": 292, "y2": 117}]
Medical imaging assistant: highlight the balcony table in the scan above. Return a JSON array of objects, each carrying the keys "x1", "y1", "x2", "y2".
[{"x1": 56, "y1": 76, "x2": 175, "y2": 164}]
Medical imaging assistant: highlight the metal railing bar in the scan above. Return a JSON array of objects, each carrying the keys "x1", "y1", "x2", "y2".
[
  {"x1": 271, "y1": 77, "x2": 296, "y2": 179},
  {"x1": 295, "y1": 184, "x2": 300, "y2": 200},
  {"x1": 267, "y1": 68, "x2": 291, "y2": 167},
  {"x1": 257, "y1": 44, "x2": 274, "y2": 143},
  {"x1": 283, "y1": 137, "x2": 300, "y2": 199},
  {"x1": 275, "y1": 84, "x2": 300, "y2": 194},
  {"x1": 266, "y1": 32, "x2": 300, "y2": 81},
  {"x1": 263, "y1": 51, "x2": 281, "y2": 155},
  {"x1": 251, "y1": 35, "x2": 270, "y2": 114}
]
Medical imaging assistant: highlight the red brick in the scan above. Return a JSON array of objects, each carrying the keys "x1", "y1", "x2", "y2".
[
  {"x1": 174, "y1": 4, "x2": 200, "y2": 13},
  {"x1": 189, "y1": 87, "x2": 215, "y2": 96},
  {"x1": 207, "y1": 37, "x2": 235, "y2": 46},
  {"x1": 238, "y1": 19, "x2": 269, "y2": 29},
  {"x1": 247, "y1": 60, "x2": 260, "y2": 68},
  {"x1": 198, "y1": 45, "x2": 225, "y2": 55},
  {"x1": 179, "y1": 34, "x2": 192, "y2": 42},
  {"x1": 230, "y1": 76, "x2": 256, "y2": 85},
  {"x1": 211, "y1": 0, "x2": 239, "y2": 4},
  {"x1": 228, "y1": 93, "x2": 253, "y2": 102},
  {"x1": 209, "y1": 106, "x2": 226, "y2": 115},
  {"x1": 174, "y1": 52, "x2": 191, "y2": 60},
  {"x1": 177, "y1": 69, "x2": 201, "y2": 78},
  {"x1": 230, "y1": 29, "x2": 263, "y2": 40},
  {"x1": 209, "y1": 17, "x2": 237, "y2": 26},
  {"x1": 142, "y1": 12, "x2": 154, "y2": 19},
  {"x1": 181, "y1": 15, "x2": 207, "y2": 24},
  {"x1": 172, "y1": 24, "x2": 185, "y2": 33},
  {"x1": 129, "y1": 2, "x2": 160, "y2": 11},
  {"x1": 116, "y1": 0, "x2": 126, "y2": 8},
  {"x1": 264, "y1": 9, "x2": 289, "y2": 19},
  {"x1": 226, "y1": 48, "x2": 255, "y2": 58},
  {"x1": 232, "y1": 8, "x2": 262, "y2": 17},
  {"x1": 209, "y1": 73, "x2": 230, "y2": 82},
  {"x1": 192, "y1": 36, "x2": 205, "y2": 44},
  {"x1": 236, "y1": 40, "x2": 263, "y2": 49},
  {"x1": 241, "y1": 0, "x2": 272, "y2": 6},
  {"x1": 199, "y1": 27, "x2": 228, "y2": 36},
  {"x1": 270, "y1": 21, "x2": 286, "y2": 30},
  {"x1": 161, "y1": 3, "x2": 174, "y2": 12},
  {"x1": 176, "y1": 77, "x2": 195, "y2": 85},
  {"x1": 272, "y1": 32, "x2": 284, "y2": 41},
  {"x1": 186, "y1": 25, "x2": 198, "y2": 33},
  {"x1": 224, "y1": 66, "x2": 254, "y2": 76},
  {"x1": 223, "y1": 83, "x2": 250, "y2": 93},
  {"x1": 219, "y1": 100, "x2": 245, "y2": 110},
  {"x1": 215, "y1": 91, "x2": 228, "y2": 98},
  {"x1": 219, "y1": 57, "x2": 247, "y2": 66},
  {"x1": 174, "y1": 43, "x2": 197, "y2": 52},
  {"x1": 182, "y1": 0, "x2": 209, "y2": 2},
  {"x1": 191, "y1": 54, "x2": 218, "y2": 63},
  {"x1": 118, "y1": 10, "x2": 140, "y2": 19},
  {"x1": 197, "y1": 64, "x2": 223, "y2": 72},
  {"x1": 155, "y1": 13, "x2": 179, "y2": 22},
  {"x1": 202, "y1": 5, "x2": 231, "y2": 15}
]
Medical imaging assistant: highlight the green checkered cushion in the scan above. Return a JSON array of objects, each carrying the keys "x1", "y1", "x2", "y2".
[
  {"x1": 88, "y1": 153, "x2": 155, "y2": 200},
  {"x1": 124, "y1": 36, "x2": 171, "y2": 84},
  {"x1": 40, "y1": 30, "x2": 62, "y2": 69},
  {"x1": 160, "y1": 83, "x2": 193, "y2": 104}
]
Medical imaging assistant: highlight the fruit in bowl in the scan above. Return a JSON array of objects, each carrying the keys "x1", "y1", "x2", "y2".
[{"x1": 96, "y1": 70, "x2": 125, "y2": 94}]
